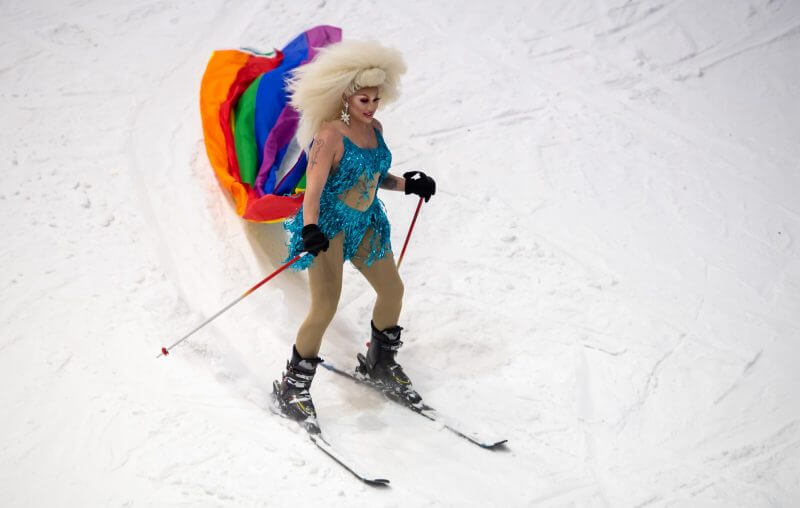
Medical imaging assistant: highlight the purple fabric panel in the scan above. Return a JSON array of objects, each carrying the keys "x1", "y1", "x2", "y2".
[
  {"x1": 254, "y1": 106, "x2": 299, "y2": 194},
  {"x1": 305, "y1": 25, "x2": 342, "y2": 60},
  {"x1": 254, "y1": 26, "x2": 342, "y2": 195}
]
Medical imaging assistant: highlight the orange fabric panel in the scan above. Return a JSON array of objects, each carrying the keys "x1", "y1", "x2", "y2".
[{"x1": 199, "y1": 50, "x2": 251, "y2": 216}]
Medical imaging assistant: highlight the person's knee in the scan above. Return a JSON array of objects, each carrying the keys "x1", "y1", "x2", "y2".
[
  {"x1": 309, "y1": 273, "x2": 342, "y2": 316},
  {"x1": 307, "y1": 289, "x2": 336, "y2": 321},
  {"x1": 318, "y1": 298, "x2": 340, "y2": 322},
  {"x1": 382, "y1": 275, "x2": 404, "y2": 304}
]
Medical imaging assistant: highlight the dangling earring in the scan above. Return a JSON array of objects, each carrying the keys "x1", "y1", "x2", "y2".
[{"x1": 340, "y1": 102, "x2": 350, "y2": 126}]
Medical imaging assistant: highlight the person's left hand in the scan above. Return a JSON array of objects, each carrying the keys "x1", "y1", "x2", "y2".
[{"x1": 403, "y1": 171, "x2": 436, "y2": 202}]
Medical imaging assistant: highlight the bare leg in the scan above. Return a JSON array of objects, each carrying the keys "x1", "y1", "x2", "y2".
[
  {"x1": 351, "y1": 231, "x2": 420, "y2": 403},
  {"x1": 294, "y1": 232, "x2": 344, "y2": 358},
  {"x1": 351, "y1": 229, "x2": 404, "y2": 330}
]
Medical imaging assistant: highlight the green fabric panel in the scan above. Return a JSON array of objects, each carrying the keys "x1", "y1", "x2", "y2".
[
  {"x1": 295, "y1": 173, "x2": 306, "y2": 192},
  {"x1": 234, "y1": 75, "x2": 263, "y2": 185}
]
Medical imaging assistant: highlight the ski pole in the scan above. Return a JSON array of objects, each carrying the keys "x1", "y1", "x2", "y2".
[
  {"x1": 397, "y1": 197, "x2": 423, "y2": 269},
  {"x1": 158, "y1": 254, "x2": 306, "y2": 358}
]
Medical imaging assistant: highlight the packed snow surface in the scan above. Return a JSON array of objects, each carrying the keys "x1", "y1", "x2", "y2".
[{"x1": 2, "y1": 0, "x2": 799, "y2": 506}]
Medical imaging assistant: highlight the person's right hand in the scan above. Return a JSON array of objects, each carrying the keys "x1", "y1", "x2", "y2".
[{"x1": 301, "y1": 224, "x2": 330, "y2": 256}]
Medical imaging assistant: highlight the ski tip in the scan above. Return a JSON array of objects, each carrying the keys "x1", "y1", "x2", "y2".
[{"x1": 483, "y1": 439, "x2": 509, "y2": 450}]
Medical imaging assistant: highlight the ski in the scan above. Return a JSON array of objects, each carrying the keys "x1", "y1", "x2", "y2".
[
  {"x1": 321, "y1": 361, "x2": 508, "y2": 450},
  {"x1": 270, "y1": 397, "x2": 390, "y2": 487},
  {"x1": 310, "y1": 434, "x2": 390, "y2": 487}
]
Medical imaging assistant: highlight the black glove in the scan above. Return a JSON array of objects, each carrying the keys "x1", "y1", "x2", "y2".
[
  {"x1": 301, "y1": 224, "x2": 329, "y2": 257},
  {"x1": 403, "y1": 170, "x2": 436, "y2": 202}
]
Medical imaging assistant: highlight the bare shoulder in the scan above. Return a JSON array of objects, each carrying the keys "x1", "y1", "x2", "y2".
[
  {"x1": 371, "y1": 118, "x2": 383, "y2": 133},
  {"x1": 315, "y1": 122, "x2": 344, "y2": 146}
]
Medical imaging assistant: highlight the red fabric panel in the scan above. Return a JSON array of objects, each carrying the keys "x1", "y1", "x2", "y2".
[
  {"x1": 242, "y1": 188, "x2": 304, "y2": 223},
  {"x1": 219, "y1": 52, "x2": 284, "y2": 183}
]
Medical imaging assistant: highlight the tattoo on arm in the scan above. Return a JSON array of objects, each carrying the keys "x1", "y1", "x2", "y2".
[{"x1": 310, "y1": 139, "x2": 325, "y2": 168}]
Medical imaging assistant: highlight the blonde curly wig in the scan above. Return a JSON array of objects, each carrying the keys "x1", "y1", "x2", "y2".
[{"x1": 286, "y1": 39, "x2": 407, "y2": 150}]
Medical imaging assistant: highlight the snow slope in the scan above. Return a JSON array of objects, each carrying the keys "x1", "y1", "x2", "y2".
[{"x1": 1, "y1": 0, "x2": 798, "y2": 506}]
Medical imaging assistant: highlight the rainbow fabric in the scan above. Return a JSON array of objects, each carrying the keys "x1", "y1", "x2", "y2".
[{"x1": 199, "y1": 25, "x2": 342, "y2": 222}]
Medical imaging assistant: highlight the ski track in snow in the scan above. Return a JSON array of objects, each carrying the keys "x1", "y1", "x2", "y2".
[{"x1": 1, "y1": 0, "x2": 799, "y2": 506}]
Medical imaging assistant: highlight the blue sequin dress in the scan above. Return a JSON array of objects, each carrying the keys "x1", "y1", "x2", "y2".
[{"x1": 284, "y1": 127, "x2": 393, "y2": 271}]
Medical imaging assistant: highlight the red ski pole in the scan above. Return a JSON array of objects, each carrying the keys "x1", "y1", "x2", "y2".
[
  {"x1": 397, "y1": 197, "x2": 423, "y2": 269},
  {"x1": 158, "y1": 254, "x2": 306, "y2": 358}
]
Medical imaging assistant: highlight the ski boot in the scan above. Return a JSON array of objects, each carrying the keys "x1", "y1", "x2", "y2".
[
  {"x1": 272, "y1": 345, "x2": 323, "y2": 434},
  {"x1": 356, "y1": 321, "x2": 423, "y2": 407}
]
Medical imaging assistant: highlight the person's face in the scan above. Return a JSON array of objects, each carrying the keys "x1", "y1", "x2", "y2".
[{"x1": 346, "y1": 87, "x2": 381, "y2": 124}]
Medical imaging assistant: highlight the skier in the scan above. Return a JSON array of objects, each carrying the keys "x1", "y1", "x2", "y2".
[{"x1": 272, "y1": 40, "x2": 436, "y2": 434}]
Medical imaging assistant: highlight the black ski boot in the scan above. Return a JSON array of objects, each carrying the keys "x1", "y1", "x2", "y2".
[
  {"x1": 272, "y1": 345, "x2": 323, "y2": 434},
  {"x1": 356, "y1": 321, "x2": 423, "y2": 407}
]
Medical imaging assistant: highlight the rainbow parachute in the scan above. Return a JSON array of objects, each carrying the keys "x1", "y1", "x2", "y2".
[{"x1": 199, "y1": 26, "x2": 342, "y2": 222}]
